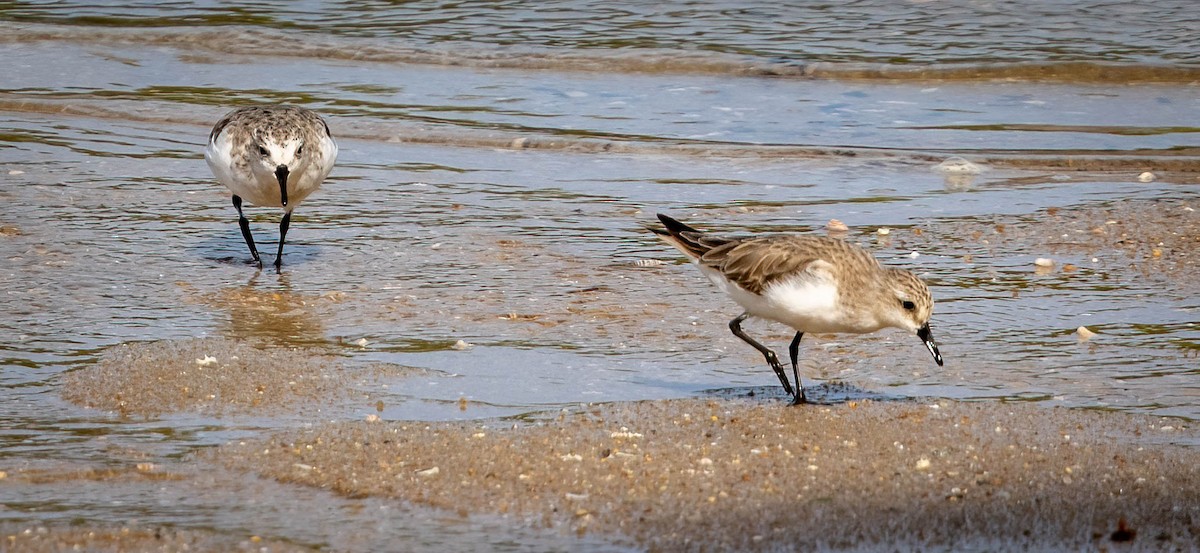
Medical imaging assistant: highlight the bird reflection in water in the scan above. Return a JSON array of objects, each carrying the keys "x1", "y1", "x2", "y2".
[{"x1": 211, "y1": 271, "x2": 332, "y2": 349}]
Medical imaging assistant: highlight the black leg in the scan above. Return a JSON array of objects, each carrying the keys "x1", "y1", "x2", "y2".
[
  {"x1": 233, "y1": 195, "x2": 262, "y2": 268},
  {"x1": 728, "y1": 313, "x2": 794, "y2": 397},
  {"x1": 274, "y1": 209, "x2": 292, "y2": 270},
  {"x1": 788, "y1": 332, "x2": 807, "y2": 405}
]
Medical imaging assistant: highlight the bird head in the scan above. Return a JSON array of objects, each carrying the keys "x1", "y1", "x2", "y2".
[
  {"x1": 884, "y1": 268, "x2": 943, "y2": 366},
  {"x1": 249, "y1": 134, "x2": 309, "y2": 207}
]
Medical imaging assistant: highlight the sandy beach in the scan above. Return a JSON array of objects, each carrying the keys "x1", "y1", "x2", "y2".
[{"x1": 4, "y1": 2, "x2": 1200, "y2": 550}]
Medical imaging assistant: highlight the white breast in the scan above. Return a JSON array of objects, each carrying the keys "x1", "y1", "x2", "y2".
[
  {"x1": 290, "y1": 134, "x2": 338, "y2": 206},
  {"x1": 204, "y1": 131, "x2": 247, "y2": 196}
]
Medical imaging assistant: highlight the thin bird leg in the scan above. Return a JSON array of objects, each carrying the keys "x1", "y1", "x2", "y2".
[
  {"x1": 788, "y1": 331, "x2": 807, "y2": 405},
  {"x1": 729, "y1": 313, "x2": 795, "y2": 397},
  {"x1": 274, "y1": 209, "x2": 293, "y2": 270},
  {"x1": 232, "y1": 195, "x2": 262, "y2": 267}
]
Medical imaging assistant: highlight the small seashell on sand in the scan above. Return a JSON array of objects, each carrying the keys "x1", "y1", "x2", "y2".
[
  {"x1": 876, "y1": 227, "x2": 890, "y2": 236},
  {"x1": 195, "y1": 356, "x2": 217, "y2": 366},
  {"x1": 915, "y1": 458, "x2": 932, "y2": 470},
  {"x1": 415, "y1": 466, "x2": 439, "y2": 477},
  {"x1": 1076, "y1": 326, "x2": 1096, "y2": 341},
  {"x1": 451, "y1": 339, "x2": 471, "y2": 350},
  {"x1": 634, "y1": 258, "x2": 666, "y2": 267},
  {"x1": 355, "y1": 338, "x2": 369, "y2": 347},
  {"x1": 610, "y1": 429, "x2": 643, "y2": 439},
  {"x1": 1034, "y1": 258, "x2": 1054, "y2": 267},
  {"x1": 826, "y1": 219, "x2": 849, "y2": 233},
  {"x1": 933, "y1": 157, "x2": 984, "y2": 174},
  {"x1": 1137, "y1": 171, "x2": 1156, "y2": 183},
  {"x1": 365, "y1": 414, "x2": 380, "y2": 423}
]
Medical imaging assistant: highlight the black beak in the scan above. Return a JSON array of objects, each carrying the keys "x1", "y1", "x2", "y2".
[
  {"x1": 917, "y1": 323, "x2": 944, "y2": 366},
  {"x1": 275, "y1": 165, "x2": 289, "y2": 207}
]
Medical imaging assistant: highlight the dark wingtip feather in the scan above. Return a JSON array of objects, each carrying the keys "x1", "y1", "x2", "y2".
[
  {"x1": 656, "y1": 213, "x2": 700, "y2": 234},
  {"x1": 651, "y1": 213, "x2": 718, "y2": 260}
]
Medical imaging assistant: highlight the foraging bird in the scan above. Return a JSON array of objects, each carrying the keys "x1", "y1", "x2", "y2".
[
  {"x1": 204, "y1": 105, "x2": 337, "y2": 269},
  {"x1": 651, "y1": 213, "x2": 943, "y2": 404}
]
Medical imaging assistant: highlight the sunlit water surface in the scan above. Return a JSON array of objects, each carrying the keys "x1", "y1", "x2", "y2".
[{"x1": 1, "y1": 0, "x2": 1198, "y2": 549}]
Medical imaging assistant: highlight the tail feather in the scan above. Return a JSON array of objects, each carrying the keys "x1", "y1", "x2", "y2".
[
  {"x1": 651, "y1": 213, "x2": 731, "y2": 260},
  {"x1": 656, "y1": 213, "x2": 701, "y2": 235}
]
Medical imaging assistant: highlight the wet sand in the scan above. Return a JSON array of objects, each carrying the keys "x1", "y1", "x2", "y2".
[
  {"x1": 210, "y1": 398, "x2": 1198, "y2": 552},
  {"x1": 13, "y1": 394, "x2": 1200, "y2": 552},
  {"x1": 61, "y1": 338, "x2": 422, "y2": 417},
  {"x1": 33, "y1": 201, "x2": 1200, "y2": 551},
  {"x1": 0, "y1": 525, "x2": 312, "y2": 553},
  {"x1": 6, "y1": 2, "x2": 1200, "y2": 549},
  {"x1": 930, "y1": 197, "x2": 1200, "y2": 289}
]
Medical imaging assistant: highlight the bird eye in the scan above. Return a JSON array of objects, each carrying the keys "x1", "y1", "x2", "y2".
[
  {"x1": 902, "y1": 300, "x2": 917, "y2": 311},
  {"x1": 257, "y1": 145, "x2": 268, "y2": 156}
]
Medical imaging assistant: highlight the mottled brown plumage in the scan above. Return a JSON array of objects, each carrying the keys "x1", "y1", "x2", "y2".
[
  {"x1": 205, "y1": 105, "x2": 338, "y2": 269},
  {"x1": 652, "y1": 213, "x2": 943, "y2": 403}
]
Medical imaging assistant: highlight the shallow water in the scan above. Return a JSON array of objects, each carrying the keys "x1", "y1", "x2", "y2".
[{"x1": 1, "y1": 1, "x2": 1199, "y2": 549}]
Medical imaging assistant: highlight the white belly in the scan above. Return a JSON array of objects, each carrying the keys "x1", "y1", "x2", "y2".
[
  {"x1": 204, "y1": 130, "x2": 336, "y2": 210},
  {"x1": 700, "y1": 266, "x2": 874, "y2": 334}
]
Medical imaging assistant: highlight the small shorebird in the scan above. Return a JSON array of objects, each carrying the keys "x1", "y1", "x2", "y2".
[
  {"x1": 652, "y1": 213, "x2": 943, "y2": 404},
  {"x1": 204, "y1": 105, "x2": 337, "y2": 269}
]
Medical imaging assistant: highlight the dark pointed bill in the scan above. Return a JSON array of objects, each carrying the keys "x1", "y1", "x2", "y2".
[
  {"x1": 275, "y1": 165, "x2": 289, "y2": 207},
  {"x1": 916, "y1": 323, "x2": 943, "y2": 366}
]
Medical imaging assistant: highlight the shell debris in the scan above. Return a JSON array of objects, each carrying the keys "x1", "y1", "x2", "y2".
[
  {"x1": 1137, "y1": 171, "x2": 1156, "y2": 183},
  {"x1": 1076, "y1": 326, "x2": 1096, "y2": 342},
  {"x1": 610, "y1": 428, "x2": 644, "y2": 439},
  {"x1": 933, "y1": 156, "x2": 984, "y2": 174}
]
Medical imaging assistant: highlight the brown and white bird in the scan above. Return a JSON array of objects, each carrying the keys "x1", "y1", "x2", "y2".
[
  {"x1": 204, "y1": 105, "x2": 337, "y2": 269},
  {"x1": 652, "y1": 213, "x2": 943, "y2": 404}
]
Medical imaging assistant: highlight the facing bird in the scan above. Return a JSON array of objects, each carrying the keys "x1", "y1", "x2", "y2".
[
  {"x1": 204, "y1": 105, "x2": 337, "y2": 269},
  {"x1": 651, "y1": 213, "x2": 943, "y2": 404}
]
